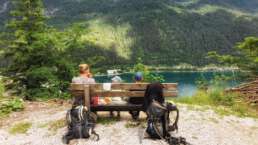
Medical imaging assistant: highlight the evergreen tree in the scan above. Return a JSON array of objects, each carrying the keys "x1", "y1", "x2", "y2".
[
  {"x1": 208, "y1": 37, "x2": 258, "y2": 77},
  {"x1": 4, "y1": 0, "x2": 75, "y2": 99},
  {"x1": 6, "y1": 0, "x2": 46, "y2": 72}
]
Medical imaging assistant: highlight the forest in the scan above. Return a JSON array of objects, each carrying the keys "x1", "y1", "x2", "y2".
[
  {"x1": 1, "y1": 0, "x2": 258, "y2": 67},
  {"x1": 0, "y1": 0, "x2": 257, "y2": 105}
]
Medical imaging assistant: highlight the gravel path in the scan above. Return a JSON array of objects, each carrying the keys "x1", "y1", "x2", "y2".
[{"x1": 0, "y1": 102, "x2": 257, "y2": 145}]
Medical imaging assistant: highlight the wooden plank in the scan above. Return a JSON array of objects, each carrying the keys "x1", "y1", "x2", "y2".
[
  {"x1": 71, "y1": 90, "x2": 177, "y2": 97},
  {"x1": 90, "y1": 90, "x2": 177, "y2": 97},
  {"x1": 84, "y1": 85, "x2": 90, "y2": 110},
  {"x1": 70, "y1": 83, "x2": 178, "y2": 91},
  {"x1": 70, "y1": 91, "x2": 82, "y2": 97},
  {"x1": 70, "y1": 84, "x2": 90, "y2": 91}
]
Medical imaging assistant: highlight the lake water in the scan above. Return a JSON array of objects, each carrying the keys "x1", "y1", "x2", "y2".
[{"x1": 95, "y1": 71, "x2": 242, "y2": 97}]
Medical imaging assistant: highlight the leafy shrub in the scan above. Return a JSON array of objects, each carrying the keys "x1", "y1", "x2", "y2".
[
  {"x1": 0, "y1": 79, "x2": 24, "y2": 117},
  {"x1": 208, "y1": 88, "x2": 235, "y2": 106},
  {"x1": 0, "y1": 97, "x2": 24, "y2": 117},
  {"x1": 25, "y1": 67, "x2": 60, "y2": 100},
  {"x1": 132, "y1": 59, "x2": 165, "y2": 83},
  {"x1": 208, "y1": 37, "x2": 258, "y2": 76},
  {"x1": 196, "y1": 75, "x2": 209, "y2": 90},
  {"x1": 174, "y1": 79, "x2": 257, "y2": 117},
  {"x1": 210, "y1": 75, "x2": 232, "y2": 88},
  {"x1": 192, "y1": 74, "x2": 236, "y2": 106},
  {"x1": 25, "y1": 65, "x2": 74, "y2": 100},
  {"x1": 55, "y1": 59, "x2": 76, "y2": 92}
]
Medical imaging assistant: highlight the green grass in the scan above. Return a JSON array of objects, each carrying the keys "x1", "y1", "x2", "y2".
[
  {"x1": 48, "y1": 119, "x2": 66, "y2": 132},
  {"x1": 0, "y1": 79, "x2": 24, "y2": 118},
  {"x1": 9, "y1": 122, "x2": 32, "y2": 134},
  {"x1": 174, "y1": 91, "x2": 212, "y2": 106},
  {"x1": 97, "y1": 116, "x2": 120, "y2": 125},
  {"x1": 214, "y1": 102, "x2": 258, "y2": 118},
  {"x1": 172, "y1": 88, "x2": 258, "y2": 118},
  {"x1": 125, "y1": 119, "x2": 146, "y2": 128},
  {"x1": 41, "y1": 119, "x2": 66, "y2": 133},
  {"x1": 0, "y1": 98, "x2": 24, "y2": 118},
  {"x1": 0, "y1": 79, "x2": 4, "y2": 98}
]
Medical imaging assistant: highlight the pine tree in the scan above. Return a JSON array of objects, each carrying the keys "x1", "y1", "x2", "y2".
[
  {"x1": 3, "y1": 0, "x2": 70, "y2": 99},
  {"x1": 6, "y1": 0, "x2": 46, "y2": 72}
]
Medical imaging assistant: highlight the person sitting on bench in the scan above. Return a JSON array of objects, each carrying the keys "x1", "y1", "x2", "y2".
[
  {"x1": 72, "y1": 64, "x2": 95, "y2": 83},
  {"x1": 72, "y1": 64, "x2": 96, "y2": 106},
  {"x1": 109, "y1": 75, "x2": 123, "y2": 117},
  {"x1": 128, "y1": 72, "x2": 144, "y2": 120},
  {"x1": 79, "y1": 64, "x2": 93, "y2": 78}
]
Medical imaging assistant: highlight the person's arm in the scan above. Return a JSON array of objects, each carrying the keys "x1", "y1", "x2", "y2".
[{"x1": 88, "y1": 73, "x2": 93, "y2": 78}]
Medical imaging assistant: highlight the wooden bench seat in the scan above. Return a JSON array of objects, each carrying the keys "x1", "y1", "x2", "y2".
[{"x1": 70, "y1": 83, "x2": 178, "y2": 112}]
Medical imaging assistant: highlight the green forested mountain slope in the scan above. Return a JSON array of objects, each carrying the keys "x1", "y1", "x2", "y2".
[{"x1": 1, "y1": 0, "x2": 258, "y2": 66}]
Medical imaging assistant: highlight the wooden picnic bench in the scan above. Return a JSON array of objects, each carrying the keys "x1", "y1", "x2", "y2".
[{"x1": 70, "y1": 83, "x2": 178, "y2": 113}]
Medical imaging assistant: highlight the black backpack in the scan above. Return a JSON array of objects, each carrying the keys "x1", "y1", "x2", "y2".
[
  {"x1": 144, "y1": 83, "x2": 190, "y2": 145},
  {"x1": 146, "y1": 101, "x2": 179, "y2": 139},
  {"x1": 63, "y1": 105, "x2": 99, "y2": 144}
]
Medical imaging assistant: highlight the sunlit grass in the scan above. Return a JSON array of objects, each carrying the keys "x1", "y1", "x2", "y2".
[
  {"x1": 125, "y1": 119, "x2": 146, "y2": 128},
  {"x1": 0, "y1": 79, "x2": 4, "y2": 98},
  {"x1": 191, "y1": 4, "x2": 247, "y2": 16},
  {"x1": 172, "y1": 88, "x2": 258, "y2": 118},
  {"x1": 80, "y1": 18, "x2": 133, "y2": 59},
  {"x1": 0, "y1": 97, "x2": 24, "y2": 118},
  {"x1": 97, "y1": 116, "x2": 120, "y2": 125},
  {"x1": 48, "y1": 119, "x2": 66, "y2": 132},
  {"x1": 9, "y1": 122, "x2": 32, "y2": 134},
  {"x1": 39, "y1": 119, "x2": 66, "y2": 133}
]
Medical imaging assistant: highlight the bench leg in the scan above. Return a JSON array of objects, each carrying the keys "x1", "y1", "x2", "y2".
[
  {"x1": 84, "y1": 85, "x2": 90, "y2": 111},
  {"x1": 129, "y1": 111, "x2": 140, "y2": 120}
]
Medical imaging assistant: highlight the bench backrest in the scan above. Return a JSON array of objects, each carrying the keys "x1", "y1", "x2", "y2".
[{"x1": 70, "y1": 83, "x2": 178, "y2": 108}]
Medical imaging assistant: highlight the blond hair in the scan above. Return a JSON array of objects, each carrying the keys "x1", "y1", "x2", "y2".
[{"x1": 79, "y1": 64, "x2": 89, "y2": 72}]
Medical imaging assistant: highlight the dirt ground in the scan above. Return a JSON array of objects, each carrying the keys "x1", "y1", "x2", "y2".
[{"x1": 0, "y1": 101, "x2": 258, "y2": 145}]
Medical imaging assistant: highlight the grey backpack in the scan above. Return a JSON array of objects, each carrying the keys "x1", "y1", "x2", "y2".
[{"x1": 63, "y1": 106, "x2": 99, "y2": 144}]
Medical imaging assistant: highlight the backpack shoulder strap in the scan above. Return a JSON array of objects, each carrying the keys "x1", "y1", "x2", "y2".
[
  {"x1": 167, "y1": 103, "x2": 179, "y2": 132},
  {"x1": 88, "y1": 112, "x2": 99, "y2": 141},
  {"x1": 152, "y1": 100, "x2": 167, "y2": 110},
  {"x1": 66, "y1": 109, "x2": 72, "y2": 125}
]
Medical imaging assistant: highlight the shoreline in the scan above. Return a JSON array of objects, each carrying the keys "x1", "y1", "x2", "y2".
[
  {"x1": 147, "y1": 65, "x2": 240, "y2": 72},
  {"x1": 95, "y1": 67, "x2": 241, "y2": 77}
]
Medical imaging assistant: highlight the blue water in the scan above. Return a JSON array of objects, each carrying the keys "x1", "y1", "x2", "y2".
[{"x1": 94, "y1": 71, "x2": 242, "y2": 96}]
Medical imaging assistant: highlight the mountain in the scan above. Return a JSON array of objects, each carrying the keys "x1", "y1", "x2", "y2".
[{"x1": 1, "y1": 0, "x2": 258, "y2": 66}]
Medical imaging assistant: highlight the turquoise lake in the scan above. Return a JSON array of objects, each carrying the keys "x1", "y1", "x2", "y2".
[{"x1": 95, "y1": 71, "x2": 242, "y2": 97}]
